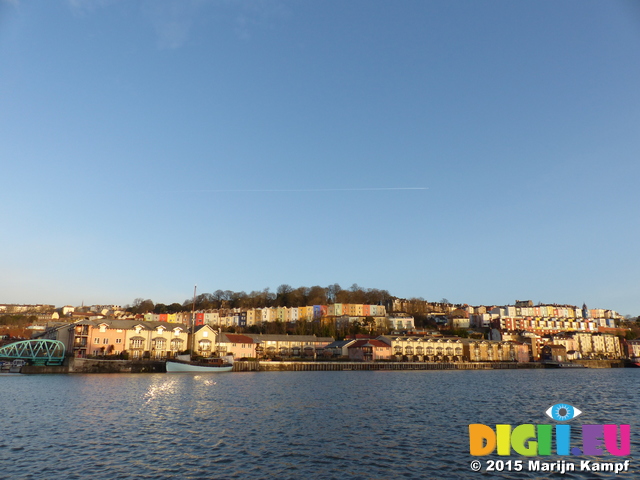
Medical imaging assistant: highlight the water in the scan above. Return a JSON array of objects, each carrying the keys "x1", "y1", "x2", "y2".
[{"x1": 0, "y1": 369, "x2": 637, "y2": 479}]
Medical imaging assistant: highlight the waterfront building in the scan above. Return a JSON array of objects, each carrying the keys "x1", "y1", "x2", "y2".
[
  {"x1": 125, "y1": 322, "x2": 188, "y2": 359},
  {"x1": 192, "y1": 325, "x2": 218, "y2": 357},
  {"x1": 541, "y1": 344, "x2": 568, "y2": 362},
  {"x1": 378, "y1": 335, "x2": 466, "y2": 362},
  {"x1": 216, "y1": 333, "x2": 256, "y2": 358},
  {"x1": 40, "y1": 319, "x2": 189, "y2": 359},
  {"x1": 244, "y1": 334, "x2": 334, "y2": 359},
  {"x1": 324, "y1": 340, "x2": 356, "y2": 358},
  {"x1": 625, "y1": 339, "x2": 640, "y2": 361},
  {"x1": 573, "y1": 333, "x2": 594, "y2": 357},
  {"x1": 592, "y1": 333, "x2": 623, "y2": 359},
  {"x1": 89, "y1": 321, "x2": 128, "y2": 356},
  {"x1": 464, "y1": 339, "x2": 528, "y2": 362},
  {"x1": 347, "y1": 339, "x2": 392, "y2": 361},
  {"x1": 549, "y1": 334, "x2": 577, "y2": 356}
]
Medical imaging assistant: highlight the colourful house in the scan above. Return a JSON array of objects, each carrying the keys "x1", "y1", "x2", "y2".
[
  {"x1": 217, "y1": 333, "x2": 256, "y2": 358},
  {"x1": 347, "y1": 339, "x2": 392, "y2": 361}
]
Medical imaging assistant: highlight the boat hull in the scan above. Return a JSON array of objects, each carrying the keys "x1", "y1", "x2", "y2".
[{"x1": 166, "y1": 360, "x2": 233, "y2": 373}]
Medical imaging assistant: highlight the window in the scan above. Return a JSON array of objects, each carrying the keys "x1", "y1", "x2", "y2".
[
  {"x1": 115, "y1": 338, "x2": 122, "y2": 344},
  {"x1": 103, "y1": 338, "x2": 109, "y2": 344},
  {"x1": 94, "y1": 338, "x2": 100, "y2": 344}
]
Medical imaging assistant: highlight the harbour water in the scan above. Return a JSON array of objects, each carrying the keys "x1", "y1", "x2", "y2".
[{"x1": 1, "y1": 369, "x2": 637, "y2": 479}]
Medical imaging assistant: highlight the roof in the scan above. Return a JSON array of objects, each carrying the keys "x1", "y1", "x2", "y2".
[
  {"x1": 325, "y1": 340, "x2": 355, "y2": 348},
  {"x1": 194, "y1": 324, "x2": 216, "y2": 333},
  {"x1": 244, "y1": 334, "x2": 334, "y2": 343},
  {"x1": 72, "y1": 319, "x2": 188, "y2": 330},
  {"x1": 220, "y1": 333, "x2": 254, "y2": 344},
  {"x1": 348, "y1": 339, "x2": 390, "y2": 349}
]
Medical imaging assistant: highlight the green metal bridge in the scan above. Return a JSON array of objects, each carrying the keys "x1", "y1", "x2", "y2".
[{"x1": 0, "y1": 339, "x2": 66, "y2": 365}]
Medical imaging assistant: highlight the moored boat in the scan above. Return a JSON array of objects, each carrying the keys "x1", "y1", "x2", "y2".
[
  {"x1": 557, "y1": 362, "x2": 586, "y2": 368},
  {"x1": 167, "y1": 285, "x2": 234, "y2": 373},
  {"x1": 166, "y1": 355, "x2": 233, "y2": 373}
]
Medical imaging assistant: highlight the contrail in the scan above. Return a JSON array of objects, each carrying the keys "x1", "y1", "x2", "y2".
[{"x1": 190, "y1": 187, "x2": 428, "y2": 193}]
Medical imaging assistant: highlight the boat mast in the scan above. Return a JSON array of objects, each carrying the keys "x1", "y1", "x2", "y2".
[{"x1": 191, "y1": 285, "x2": 197, "y2": 354}]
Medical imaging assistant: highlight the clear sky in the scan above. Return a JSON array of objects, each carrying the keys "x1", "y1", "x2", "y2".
[{"x1": 1, "y1": 0, "x2": 639, "y2": 315}]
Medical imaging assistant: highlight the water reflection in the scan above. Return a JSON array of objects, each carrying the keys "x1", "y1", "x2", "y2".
[{"x1": 0, "y1": 369, "x2": 637, "y2": 479}]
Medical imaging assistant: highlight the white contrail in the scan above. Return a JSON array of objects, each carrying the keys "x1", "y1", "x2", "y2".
[{"x1": 190, "y1": 187, "x2": 428, "y2": 193}]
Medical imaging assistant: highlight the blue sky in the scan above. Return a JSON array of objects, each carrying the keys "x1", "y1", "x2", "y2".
[{"x1": 1, "y1": 0, "x2": 639, "y2": 315}]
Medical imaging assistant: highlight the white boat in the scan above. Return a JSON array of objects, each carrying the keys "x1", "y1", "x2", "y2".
[
  {"x1": 166, "y1": 354, "x2": 234, "y2": 373},
  {"x1": 166, "y1": 286, "x2": 234, "y2": 373}
]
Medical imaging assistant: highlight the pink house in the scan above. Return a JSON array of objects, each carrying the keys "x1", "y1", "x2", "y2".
[
  {"x1": 88, "y1": 322, "x2": 128, "y2": 356},
  {"x1": 348, "y1": 339, "x2": 392, "y2": 362},
  {"x1": 218, "y1": 333, "x2": 256, "y2": 359}
]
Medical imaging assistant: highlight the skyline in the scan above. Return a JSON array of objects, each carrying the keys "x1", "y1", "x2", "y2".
[{"x1": 1, "y1": 1, "x2": 639, "y2": 315}]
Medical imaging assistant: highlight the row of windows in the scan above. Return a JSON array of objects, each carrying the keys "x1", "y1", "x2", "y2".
[{"x1": 93, "y1": 338, "x2": 123, "y2": 344}]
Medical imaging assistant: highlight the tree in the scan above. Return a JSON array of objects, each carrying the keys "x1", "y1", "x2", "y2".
[
  {"x1": 167, "y1": 303, "x2": 183, "y2": 313},
  {"x1": 326, "y1": 283, "x2": 342, "y2": 303},
  {"x1": 131, "y1": 298, "x2": 154, "y2": 314},
  {"x1": 362, "y1": 316, "x2": 376, "y2": 332},
  {"x1": 349, "y1": 283, "x2": 366, "y2": 304},
  {"x1": 307, "y1": 285, "x2": 327, "y2": 306},
  {"x1": 153, "y1": 303, "x2": 168, "y2": 314},
  {"x1": 275, "y1": 284, "x2": 293, "y2": 307}
]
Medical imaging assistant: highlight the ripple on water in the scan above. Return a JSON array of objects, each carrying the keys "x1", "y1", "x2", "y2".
[{"x1": 0, "y1": 370, "x2": 638, "y2": 479}]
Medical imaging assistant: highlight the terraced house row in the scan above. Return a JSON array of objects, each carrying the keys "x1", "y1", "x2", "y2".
[
  {"x1": 37, "y1": 317, "x2": 630, "y2": 363},
  {"x1": 138, "y1": 304, "x2": 389, "y2": 328},
  {"x1": 38, "y1": 319, "x2": 338, "y2": 359},
  {"x1": 453, "y1": 301, "x2": 621, "y2": 334}
]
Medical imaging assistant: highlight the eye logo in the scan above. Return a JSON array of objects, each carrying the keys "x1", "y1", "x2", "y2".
[{"x1": 545, "y1": 403, "x2": 582, "y2": 422}]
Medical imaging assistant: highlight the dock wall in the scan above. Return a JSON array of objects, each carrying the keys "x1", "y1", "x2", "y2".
[
  {"x1": 18, "y1": 359, "x2": 625, "y2": 374},
  {"x1": 233, "y1": 361, "x2": 544, "y2": 372}
]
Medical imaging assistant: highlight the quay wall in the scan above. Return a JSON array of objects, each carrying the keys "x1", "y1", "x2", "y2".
[
  {"x1": 21, "y1": 358, "x2": 165, "y2": 374},
  {"x1": 59, "y1": 358, "x2": 164, "y2": 373},
  {"x1": 19, "y1": 359, "x2": 625, "y2": 374},
  {"x1": 571, "y1": 359, "x2": 625, "y2": 368},
  {"x1": 234, "y1": 361, "x2": 544, "y2": 372}
]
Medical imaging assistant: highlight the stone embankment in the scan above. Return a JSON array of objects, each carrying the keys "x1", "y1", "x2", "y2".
[
  {"x1": 571, "y1": 359, "x2": 625, "y2": 368},
  {"x1": 234, "y1": 361, "x2": 543, "y2": 372},
  {"x1": 21, "y1": 358, "x2": 165, "y2": 374},
  {"x1": 17, "y1": 358, "x2": 626, "y2": 374}
]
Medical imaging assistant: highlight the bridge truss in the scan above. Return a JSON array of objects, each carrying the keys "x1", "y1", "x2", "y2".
[{"x1": 0, "y1": 339, "x2": 66, "y2": 365}]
